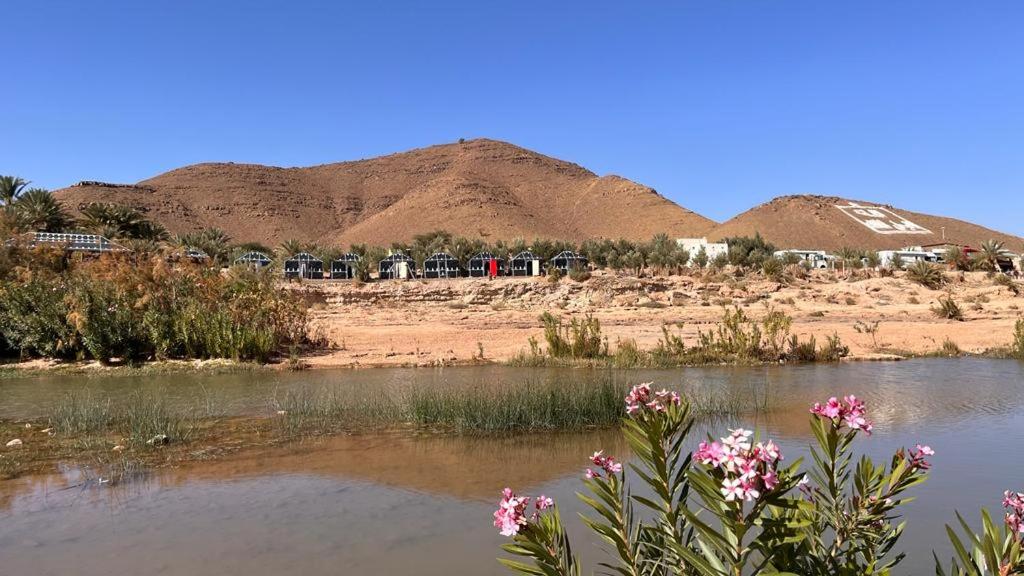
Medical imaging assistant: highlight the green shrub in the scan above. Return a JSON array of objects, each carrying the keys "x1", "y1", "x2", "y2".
[
  {"x1": 0, "y1": 274, "x2": 78, "y2": 358},
  {"x1": 818, "y1": 332, "x2": 850, "y2": 361},
  {"x1": 787, "y1": 334, "x2": 819, "y2": 362},
  {"x1": 761, "y1": 257, "x2": 784, "y2": 281},
  {"x1": 1014, "y1": 318, "x2": 1024, "y2": 360},
  {"x1": 66, "y1": 273, "x2": 150, "y2": 362},
  {"x1": 940, "y1": 338, "x2": 961, "y2": 356},
  {"x1": 906, "y1": 261, "x2": 944, "y2": 289},
  {"x1": 540, "y1": 312, "x2": 606, "y2": 359},
  {"x1": 1, "y1": 255, "x2": 310, "y2": 363},
  {"x1": 567, "y1": 265, "x2": 590, "y2": 282},
  {"x1": 610, "y1": 338, "x2": 643, "y2": 368},
  {"x1": 691, "y1": 246, "x2": 709, "y2": 269},
  {"x1": 722, "y1": 234, "x2": 777, "y2": 268},
  {"x1": 994, "y1": 273, "x2": 1021, "y2": 296},
  {"x1": 933, "y1": 297, "x2": 964, "y2": 321}
]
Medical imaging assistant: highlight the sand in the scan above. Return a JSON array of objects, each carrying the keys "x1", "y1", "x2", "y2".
[{"x1": 296, "y1": 270, "x2": 1024, "y2": 368}]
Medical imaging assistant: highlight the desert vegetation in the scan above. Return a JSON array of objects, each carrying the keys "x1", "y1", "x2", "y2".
[
  {"x1": 1014, "y1": 318, "x2": 1024, "y2": 360},
  {"x1": 0, "y1": 249, "x2": 312, "y2": 364},
  {"x1": 494, "y1": 384, "x2": 1023, "y2": 575},
  {"x1": 511, "y1": 307, "x2": 848, "y2": 368}
]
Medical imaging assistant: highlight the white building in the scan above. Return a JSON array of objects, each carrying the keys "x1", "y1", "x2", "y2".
[
  {"x1": 773, "y1": 249, "x2": 835, "y2": 269},
  {"x1": 676, "y1": 238, "x2": 729, "y2": 260},
  {"x1": 878, "y1": 249, "x2": 939, "y2": 269}
]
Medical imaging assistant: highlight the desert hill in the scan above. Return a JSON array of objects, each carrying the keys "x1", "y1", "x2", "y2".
[
  {"x1": 53, "y1": 139, "x2": 716, "y2": 246},
  {"x1": 710, "y1": 195, "x2": 1024, "y2": 252}
]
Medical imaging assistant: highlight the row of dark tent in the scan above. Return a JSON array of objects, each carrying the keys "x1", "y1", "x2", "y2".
[{"x1": 235, "y1": 250, "x2": 589, "y2": 280}]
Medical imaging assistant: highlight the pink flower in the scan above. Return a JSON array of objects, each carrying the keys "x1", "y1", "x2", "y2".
[
  {"x1": 810, "y1": 397, "x2": 843, "y2": 419},
  {"x1": 723, "y1": 428, "x2": 752, "y2": 451},
  {"x1": 741, "y1": 481, "x2": 760, "y2": 502},
  {"x1": 493, "y1": 488, "x2": 530, "y2": 537},
  {"x1": 739, "y1": 459, "x2": 759, "y2": 482},
  {"x1": 624, "y1": 383, "x2": 652, "y2": 413},
  {"x1": 720, "y1": 450, "x2": 745, "y2": 473},
  {"x1": 694, "y1": 441, "x2": 725, "y2": 466},
  {"x1": 585, "y1": 468, "x2": 598, "y2": 479},
  {"x1": 1003, "y1": 490, "x2": 1024, "y2": 538},
  {"x1": 625, "y1": 383, "x2": 680, "y2": 414},
  {"x1": 589, "y1": 450, "x2": 623, "y2": 475},
  {"x1": 721, "y1": 478, "x2": 744, "y2": 501},
  {"x1": 757, "y1": 440, "x2": 782, "y2": 462},
  {"x1": 535, "y1": 495, "x2": 553, "y2": 511},
  {"x1": 696, "y1": 426, "x2": 786, "y2": 505},
  {"x1": 909, "y1": 444, "x2": 935, "y2": 470},
  {"x1": 811, "y1": 394, "x2": 874, "y2": 435}
]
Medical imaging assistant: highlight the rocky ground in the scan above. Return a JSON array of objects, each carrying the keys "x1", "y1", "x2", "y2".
[{"x1": 294, "y1": 269, "x2": 1024, "y2": 367}]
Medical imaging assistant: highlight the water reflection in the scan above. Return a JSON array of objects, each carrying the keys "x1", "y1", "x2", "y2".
[{"x1": 1, "y1": 359, "x2": 1022, "y2": 575}]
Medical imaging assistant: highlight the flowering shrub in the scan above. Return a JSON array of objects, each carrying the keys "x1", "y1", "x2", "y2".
[
  {"x1": 938, "y1": 491, "x2": 1024, "y2": 575},
  {"x1": 494, "y1": 382, "x2": 1024, "y2": 575}
]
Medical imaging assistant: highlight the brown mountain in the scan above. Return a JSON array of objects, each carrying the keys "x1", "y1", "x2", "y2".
[
  {"x1": 53, "y1": 139, "x2": 715, "y2": 247},
  {"x1": 710, "y1": 195, "x2": 1024, "y2": 252}
]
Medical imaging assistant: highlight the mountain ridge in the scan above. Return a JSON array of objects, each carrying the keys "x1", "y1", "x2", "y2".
[
  {"x1": 54, "y1": 138, "x2": 715, "y2": 246},
  {"x1": 52, "y1": 141, "x2": 1022, "y2": 253}
]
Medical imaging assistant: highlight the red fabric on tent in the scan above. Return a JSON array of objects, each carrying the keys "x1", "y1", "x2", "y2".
[{"x1": 489, "y1": 259, "x2": 498, "y2": 277}]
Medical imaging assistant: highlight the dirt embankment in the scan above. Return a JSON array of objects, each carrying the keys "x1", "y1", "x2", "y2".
[{"x1": 296, "y1": 270, "x2": 1024, "y2": 368}]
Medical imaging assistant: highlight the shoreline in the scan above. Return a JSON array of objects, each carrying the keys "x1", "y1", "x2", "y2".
[
  {"x1": 2, "y1": 346, "x2": 1018, "y2": 375},
  {"x1": 2, "y1": 269, "x2": 1021, "y2": 373}
]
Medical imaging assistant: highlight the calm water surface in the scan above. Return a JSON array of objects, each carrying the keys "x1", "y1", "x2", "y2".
[{"x1": 1, "y1": 359, "x2": 1022, "y2": 575}]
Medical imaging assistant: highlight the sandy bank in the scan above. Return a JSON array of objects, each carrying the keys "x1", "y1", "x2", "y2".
[{"x1": 297, "y1": 270, "x2": 1023, "y2": 368}]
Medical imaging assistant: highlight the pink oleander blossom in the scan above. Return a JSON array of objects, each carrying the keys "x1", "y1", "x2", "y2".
[
  {"x1": 811, "y1": 395, "x2": 874, "y2": 435},
  {"x1": 587, "y1": 450, "x2": 623, "y2": 478},
  {"x1": 694, "y1": 440, "x2": 725, "y2": 466},
  {"x1": 493, "y1": 488, "x2": 530, "y2": 537},
  {"x1": 909, "y1": 444, "x2": 935, "y2": 470},
  {"x1": 694, "y1": 427, "x2": 785, "y2": 506},
  {"x1": 625, "y1": 383, "x2": 680, "y2": 414},
  {"x1": 1004, "y1": 490, "x2": 1024, "y2": 538},
  {"x1": 721, "y1": 478, "x2": 745, "y2": 501}
]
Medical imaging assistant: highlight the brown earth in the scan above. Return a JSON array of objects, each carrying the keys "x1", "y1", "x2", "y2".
[
  {"x1": 711, "y1": 195, "x2": 1024, "y2": 252},
  {"x1": 52, "y1": 139, "x2": 715, "y2": 247},
  {"x1": 295, "y1": 270, "x2": 1024, "y2": 368}
]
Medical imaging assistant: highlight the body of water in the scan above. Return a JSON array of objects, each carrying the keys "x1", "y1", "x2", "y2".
[{"x1": 1, "y1": 359, "x2": 1022, "y2": 575}]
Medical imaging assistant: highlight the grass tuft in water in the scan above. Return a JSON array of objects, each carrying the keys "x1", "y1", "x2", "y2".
[
  {"x1": 405, "y1": 378, "x2": 628, "y2": 433},
  {"x1": 50, "y1": 390, "x2": 197, "y2": 445},
  {"x1": 272, "y1": 386, "x2": 402, "y2": 436},
  {"x1": 269, "y1": 375, "x2": 769, "y2": 436},
  {"x1": 50, "y1": 391, "x2": 114, "y2": 434}
]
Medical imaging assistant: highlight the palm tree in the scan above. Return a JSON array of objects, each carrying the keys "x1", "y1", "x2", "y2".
[
  {"x1": 178, "y1": 228, "x2": 232, "y2": 265},
  {"x1": 0, "y1": 176, "x2": 29, "y2": 206},
  {"x1": 11, "y1": 188, "x2": 74, "y2": 232},
  {"x1": 974, "y1": 239, "x2": 1008, "y2": 272},
  {"x1": 79, "y1": 203, "x2": 166, "y2": 240},
  {"x1": 278, "y1": 239, "x2": 308, "y2": 258}
]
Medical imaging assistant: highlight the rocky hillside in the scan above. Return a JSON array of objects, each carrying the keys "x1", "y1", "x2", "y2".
[
  {"x1": 710, "y1": 195, "x2": 1024, "y2": 252},
  {"x1": 53, "y1": 139, "x2": 716, "y2": 246}
]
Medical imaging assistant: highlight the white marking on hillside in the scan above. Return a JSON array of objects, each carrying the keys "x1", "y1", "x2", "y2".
[{"x1": 836, "y1": 203, "x2": 932, "y2": 235}]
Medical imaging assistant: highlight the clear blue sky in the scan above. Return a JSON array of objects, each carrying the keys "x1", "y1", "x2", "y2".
[{"x1": 3, "y1": 1, "x2": 1021, "y2": 234}]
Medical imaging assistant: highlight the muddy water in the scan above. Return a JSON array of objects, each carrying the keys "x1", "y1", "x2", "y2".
[{"x1": 1, "y1": 359, "x2": 1023, "y2": 575}]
